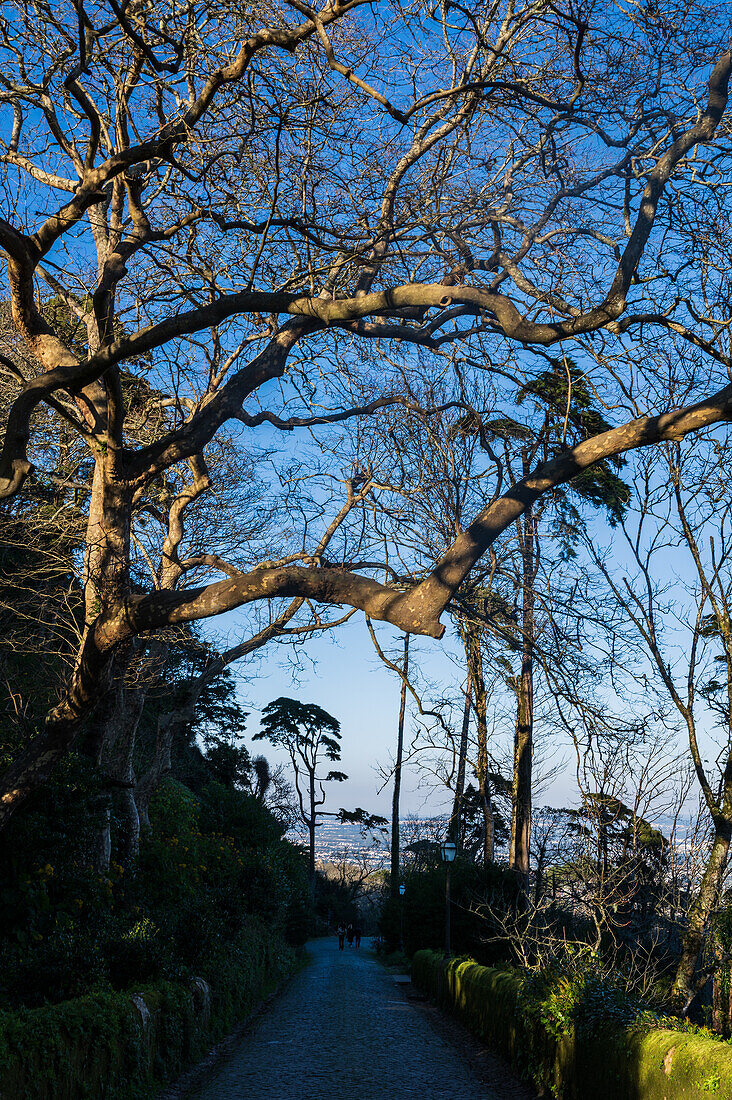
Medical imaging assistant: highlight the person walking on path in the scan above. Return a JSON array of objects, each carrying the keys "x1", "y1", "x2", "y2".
[
  {"x1": 354, "y1": 925, "x2": 362, "y2": 948},
  {"x1": 337, "y1": 923, "x2": 346, "y2": 950},
  {"x1": 346, "y1": 923, "x2": 355, "y2": 947}
]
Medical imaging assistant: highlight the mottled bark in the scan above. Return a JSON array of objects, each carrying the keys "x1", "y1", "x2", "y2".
[
  {"x1": 510, "y1": 655, "x2": 533, "y2": 877},
  {"x1": 101, "y1": 685, "x2": 146, "y2": 865},
  {"x1": 92, "y1": 800, "x2": 112, "y2": 873},
  {"x1": 710, "y1": 935, "x2": 732, "y2": 1037},
  {"x1": 135, "y1": 710, "x2": 177, "y2": 830}
]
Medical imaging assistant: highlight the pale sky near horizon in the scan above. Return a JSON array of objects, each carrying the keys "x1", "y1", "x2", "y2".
[
  {"x1": 232, "y1": 613, "x2": 461, "y2": 820},
  {"x1": 215, "y1": 604, "x2": 576, "y2": 823},
  {"x1": 198, "y1": 441, "x2": 721, "y2": 836}
]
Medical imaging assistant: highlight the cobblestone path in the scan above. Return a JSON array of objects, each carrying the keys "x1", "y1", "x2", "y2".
[{"x1": 188, "y1": 938, "x2": 500, "y2": 1100}]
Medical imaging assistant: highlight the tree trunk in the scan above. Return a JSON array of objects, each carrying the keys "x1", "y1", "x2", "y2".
[
  {"x1": 510, "y1": 502, "x2": 536, "y2": 885},
  {"x1": 308, "y1": 771, "x2": 316, "y2": 887},
  {"x1": 391, "y1": 633, "x2": 409, "y2": 899},
  {"x1": 450, "y1": 667, "x2": 471, "y2": 849},
  {"x1": 475, "y1": 670, "x2": 494, "y2": 864},
  {"x1": 100, "y1": 679, "x2": 146, "y2": 866},
  {"x1": 0, "y1": 439, "x2": 136, "y2": 828},
  {"x1": 510, "y1": 644, "x2": 533, "y2": 880},
  {"x1": 116, "y1": 786, "x2": 141, "y2": 865},
  {"x1": 90, "y1": 796, "x2": 112, "y2": 872},
  {"x1": 135, "y1": 708, "x2": 178, "y2": 830},
  {"x1": 465, "y1": 623, "x2": 494, "y2": 864},
  {"x1": 712, "y1": 936, "x2": 724, "y2": 1035},
  {"x1": 673, "y1": 821, "x2": 732, "y2": 1010},
  {"x1": 534, "y1": 838, "x2": 548, "y2": 908},
  {"x1": 482, "y1": 777, "x2": 495, "y2": 865}
]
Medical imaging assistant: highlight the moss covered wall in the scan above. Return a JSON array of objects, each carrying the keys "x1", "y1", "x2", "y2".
[
  {"x1": 412, "y1": 951, "x2": 732, "y2": 1099},
  {"x1": 0, "y1": 924, "x2": 296, "y2": 1100}
]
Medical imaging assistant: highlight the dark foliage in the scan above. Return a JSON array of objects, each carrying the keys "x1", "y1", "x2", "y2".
[
  {"x1": 379, "y1": 858, "x2": 520, "y2": 963},
  {"x1": 0, "y1": 769, "x2": 310, "y2": 1008}
]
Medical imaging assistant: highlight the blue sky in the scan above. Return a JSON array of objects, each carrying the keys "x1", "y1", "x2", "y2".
[{"x1": 219, "y1": 610, "x2": 465, "y2": 819}]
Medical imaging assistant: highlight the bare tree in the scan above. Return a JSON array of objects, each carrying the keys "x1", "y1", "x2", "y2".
[
  {"x1": 129, "y1": 471, "x2": 373, "y2": 829},
  {"x1": 366, "y1": 388, "x2": 506, "y2": 865},
  {"x1": 2, "y1": 0, "x2": 732, "y2": 829},
  {"x1": 587, "y1": 433, "x2": 732, "y2": 1008}
]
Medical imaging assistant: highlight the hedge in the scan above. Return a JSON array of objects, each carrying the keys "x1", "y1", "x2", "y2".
[
  {"x1": 412, "y1": 950, "x2": 732, "y2": 1099},
  {"x1": 0, "y1": 921, "x2": 296, "y2": 1100}
]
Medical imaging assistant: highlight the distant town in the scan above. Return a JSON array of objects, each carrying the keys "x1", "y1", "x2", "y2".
[{"x1": 288, "y1": 818, "x2": 442, "y2": 866}]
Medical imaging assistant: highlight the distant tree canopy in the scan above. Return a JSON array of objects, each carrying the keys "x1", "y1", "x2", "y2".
[{"x1": 255, "y1": 697, "x2": 346, "y2": 881}]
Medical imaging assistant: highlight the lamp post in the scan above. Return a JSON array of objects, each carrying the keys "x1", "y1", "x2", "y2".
[
  {"x1": 399, "y1": 882, "x2": 406, "y2": 952},
  {"x1": 440, "y1": 839, "x2": 457, "y2": 956}
]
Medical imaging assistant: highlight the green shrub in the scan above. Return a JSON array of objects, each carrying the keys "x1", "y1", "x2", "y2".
[
  {"x1": 380, "y1": 860, "x2": 519, "y2": 960},
  {"x1": 106, "y1": 919, "x2": 168, "y2": 990},
  {"x1": 0, "y1": 922, "x2": 297, "y2": 1100},
  {"x1": 0, "y1": 988, "x2": 150, "y2": 1100},
  {"x1": 0, "y1": 925, "x2": 110, "y2": 1008},
  {"x1": 412, "y1": 950, "x2": 732, "y2": 1100},
  {"x1": 0, "y1": 771, "x2": 310, "y2": 1014}
]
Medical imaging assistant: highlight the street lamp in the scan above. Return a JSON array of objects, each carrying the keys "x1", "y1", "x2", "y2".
[
  {"x1": 440, "y1": 839, "x2": 457, "y2": 956},
  {"x1": 399, "y1": 882, "x2": 406, "y2": 951}
]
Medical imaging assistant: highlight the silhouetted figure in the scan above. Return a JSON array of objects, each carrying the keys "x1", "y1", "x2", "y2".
[
  {"x1": 354, "y1": 925, "x2": 362, "y2": 948},
  {"x1": 347, "y1": 923, "x2": 355, "y2": 947},
  {"x1": 337, "y1": 923, "x2": 346, "y2": 950}
]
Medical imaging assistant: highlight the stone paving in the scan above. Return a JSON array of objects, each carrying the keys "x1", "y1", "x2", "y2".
[{"x1": 188, "y1": 937, "x2": 499, "y2": 1100}]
